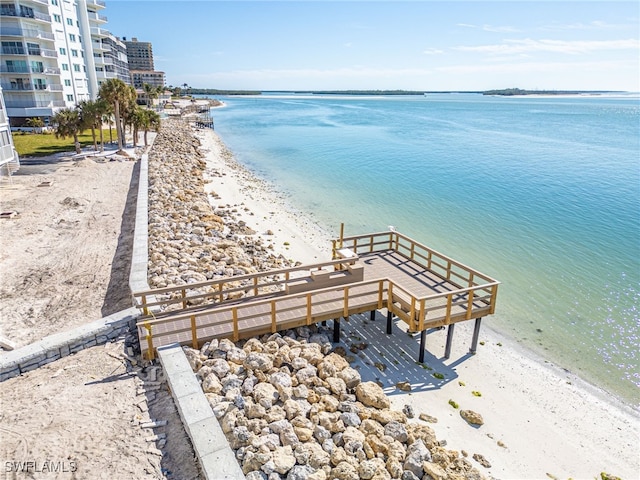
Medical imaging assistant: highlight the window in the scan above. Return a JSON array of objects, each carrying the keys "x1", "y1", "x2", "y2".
[
  {"x1": 66, "y1": 18, "x2": 73, "y2": 25},
  {"x1": 66, "y1": 94, "x2": 73, "y2": 101},
  {"x1": 69, "y1": 33, "x2": 76, "y2": 42},
  {"x1": 26, "y1": 43, "x2": 40, "y2": 55},
  {"x1": 51, "y1": 0, "x2": 58, "y2": 5},
  {"x1": 53, "y1": 14, "x2": 61, "y2": 22},
  {"x1": 59, "y1": 47, "x2": 66, "y2": 55},
  {"x1": 1, "y1": 130, "x2": 11, "y2": 147},
  {"x1": 30, "y1": 61, "x2": 43, "y2": 73},
  {"x1": 62, "y1": 63, "x2": 69, "y2": 71},
  {"x1": 73, "y1": 64, "x2": 80, "y2": 72},
  {"x1": 64, "y1": 79, "x2": 71, "y2": 86},
  {"x1": 71, "y1": 49, "x2": 78, "y2": 57}
]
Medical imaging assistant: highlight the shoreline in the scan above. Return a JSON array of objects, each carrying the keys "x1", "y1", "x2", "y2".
[{"x1": 195, "y1": 124, "x2": 639, "y2": 478}]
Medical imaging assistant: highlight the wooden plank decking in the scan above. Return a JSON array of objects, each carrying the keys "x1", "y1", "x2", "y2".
[{"x1": 134, "y1": 231, "x2": 499, "y2": 360}]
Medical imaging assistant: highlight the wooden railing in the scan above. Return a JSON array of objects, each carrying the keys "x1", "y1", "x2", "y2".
[
  {"x1": 133, "y1": 256, "x2": 358, "y2": 317},
  {"x1": 138, "y1": 278, "x2": 387, "y2": 359},
  {"x1": 335, "y1": 230, "x2": 500, "y2": 330},
  {"x1": 136, "y1": 230, "x2": 499, "y2": 359}
]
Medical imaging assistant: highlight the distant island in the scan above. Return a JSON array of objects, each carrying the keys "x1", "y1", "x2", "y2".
[
  {"x1": 188, "y1": 87, "x2": 624, "y2": 97},
  {"x1": 482, "y1": 88, "x2": 621, "y2": 96}
]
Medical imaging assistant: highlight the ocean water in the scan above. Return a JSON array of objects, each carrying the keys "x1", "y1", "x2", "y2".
[{"x1": 208, "y1": 93, "x2": 640, "y2": 404}]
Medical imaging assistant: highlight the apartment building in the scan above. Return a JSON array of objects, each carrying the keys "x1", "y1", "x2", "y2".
[
  {"x1": 124, "y1": 36, "x2": 165, "y2": 89},
  {"x1": 0, "y1": 86, "x2": 20, "y2": 177},
  {"x1": 0, "y1": 0, "x2": 130, "y2": 128}
]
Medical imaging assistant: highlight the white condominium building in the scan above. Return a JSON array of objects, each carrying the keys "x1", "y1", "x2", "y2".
[
  {"x1": 0, "y1": 86, "x2": 20, "y2": 177},
  {"x1": 0, "y1": 0, "x2": 130, "y2": 128}
]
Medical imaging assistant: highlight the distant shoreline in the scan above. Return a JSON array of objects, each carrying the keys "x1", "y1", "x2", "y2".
[{"x1": 189, "y1": 88, "x2": 633, "y2": 97}]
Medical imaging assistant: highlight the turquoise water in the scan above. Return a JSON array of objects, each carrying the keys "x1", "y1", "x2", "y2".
[{"x1": 208, "y1": 93, "x2": 640, "y2": 404}]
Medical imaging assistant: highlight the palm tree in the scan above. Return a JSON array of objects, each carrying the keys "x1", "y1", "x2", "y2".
[
  {"x1": 98, "y1": 78, "x2": 130, "y2": 153},
  {"x1": 142, "y1": 109, "x2": 161, "y2": 147},
  {"x1": 102, "y1": 105, "x2": 114, "y2": 147},
  {"x1": 78, "y1": 99, "x2": 107, "y2": 151},
  {"x1": 130, "y1": 108, "x2": 161, "y2": 148},
  {"x1": 143, "y1": 83, "x2": 159, "y2": 108},
  {"x1": 51, "y1": 108, "x2": 83, "y2": 154},
  {"x1": 25, "y1": 117, "x2": 44, "y2": 134},
  {"x1": 155, "y1": 85, "x2": 165, "y2": 107},
  {"x1": 130, "y1": 106, "x2": 145, "y2": 147}
]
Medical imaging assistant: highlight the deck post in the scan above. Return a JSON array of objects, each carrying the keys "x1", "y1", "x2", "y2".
[
  {"x1": 419, "y1": 329, "x2": 426, "y2": 363},
  {"x1": 469, "y1": 317, "x2": 482, "y2": 354},
  {"x1": 333, "y1": 318, "x2": 341, "y2": 343},
  {"x1": 445, "y1": 323, "x2": 455, "y2": 359},
  {"x1": 370, "y1": 310, "x2": 376, "y2": 322},
  {"x1": 386, "y1": 311, "x2": 393, "y2": 334}
]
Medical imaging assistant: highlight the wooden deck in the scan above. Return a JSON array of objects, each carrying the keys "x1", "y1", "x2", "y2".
[{"x1": 134, "y1": 231, "x2": 499, "y2": 360}]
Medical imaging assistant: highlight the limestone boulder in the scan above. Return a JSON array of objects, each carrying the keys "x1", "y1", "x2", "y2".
[
  {"x1": 253, "y1": 382, "x2": 278, "y2": 409},
  {"x1": 357, "y1": 458, "x2": 385, "y2": 480},
  {"x1": 267, "y1": 445, "x2": 296, "y2": 475},
  {"x1": 460, "y1": 409, "x2": 484, "y2": 426},
  {"x1": 337, "y1": 367, "x2": 361, "y2": 389},
  {"x1": 355, "y1": 382, "x2": 390, "y2": 409},
  {"x1": 244, "y1": 352, "x2": 274, "y2": 372},
  {"x1": 403, "y1": 439, "x2": 431, "y2": 477},
  {"x1": 331, "y1": 461, "x2": 359, "y2": 480},
  {"x1": 201, "y1": 372, "x2": 223, "y2": 394}
]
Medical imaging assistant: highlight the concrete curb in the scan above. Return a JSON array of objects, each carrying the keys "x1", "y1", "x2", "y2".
[
  {"x1": 157, "y1": 343, "x2": 245, "y2": 480},
  {"x1": 129, "y1": 152, "x2": 151, "y2": 295},
  {"x1": 0, "y1": 307, "x2": 140, "y2": 382}
]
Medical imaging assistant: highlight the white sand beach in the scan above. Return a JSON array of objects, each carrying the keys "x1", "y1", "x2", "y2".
[{"x1": 196, "y1": 126, "x2": 640, "y2": 479}]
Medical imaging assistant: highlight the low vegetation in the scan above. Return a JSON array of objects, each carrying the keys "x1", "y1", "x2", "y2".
[{"x1": 12, "y1": 129, "x2": 117, "y2": 158}]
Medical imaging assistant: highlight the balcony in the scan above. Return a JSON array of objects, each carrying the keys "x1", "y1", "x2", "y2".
[
  {"x1": 86, "y1": 0, "x2": 106, "y2": 8},
  {"x1": 1, "y1": 47, "x2": 26, "y2": 55},
  {"x1": 1, "y1": 82, "x2": 62, "y2": 92},
  {"x1": 0, "y1": 65, "x2": 61, "y2": 75},
  {"x1": 1, "y1": 82, "x2": 33, "y2": 91},
  {"x1": 26, "y1": 47, "x2": 57, "y2": 58},
  {"x1": 96, "y1": 70, "x2": 117, "y2": 80},
  {"x1": 87, "y1": 11, "x2": 107, "y2": 23},
  {"x1": 1, "y1": 27, "x2": 55, "y2": 41},
  {"x1": 24, "y1": 0, "x2": 49, "y2": 5},
  {"x1": 90, "y1": 26, "x2": 111, "y2": 37},
  {"x1": 0, "y1": 9, "x2": 51, "y2": 23},
  {"x1": 5, "y1": 99, "x2": 66, "y2": 109}
]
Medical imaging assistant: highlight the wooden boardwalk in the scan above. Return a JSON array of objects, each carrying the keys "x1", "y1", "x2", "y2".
[{"x1": 134, "y1": 231, "x2": 499, "y2": 360}]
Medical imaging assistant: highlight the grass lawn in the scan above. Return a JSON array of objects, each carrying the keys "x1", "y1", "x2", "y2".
[{"x1": 13, "y1": 128, "x2": 118, "y2": 158}]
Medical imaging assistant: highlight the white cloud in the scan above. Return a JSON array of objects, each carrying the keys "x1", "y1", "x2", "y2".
[
  {"x1": 423, "y1": 48, "x2": 444, "y2": 55},
  {"x1": 456, "y1": 23, "x2": 519, "y2": 33},
  {"x1": 455, "y1": 38, "x2": 640, "y2": 55},
  {"x1": 541, "y1": 20, "x2": 630, "y2": 31}
]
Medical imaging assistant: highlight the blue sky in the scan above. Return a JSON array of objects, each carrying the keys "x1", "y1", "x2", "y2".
[{"x1": 105, "y1": 1, "x2": 639, "y2": 91}]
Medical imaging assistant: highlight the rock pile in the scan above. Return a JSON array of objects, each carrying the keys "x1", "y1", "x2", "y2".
[
  {"x1": 146, "y1": 119, "x2": 295, "y2": 305},
  {"x1": 185, "y1": 327, "x2": 487, "y2": 480}
]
